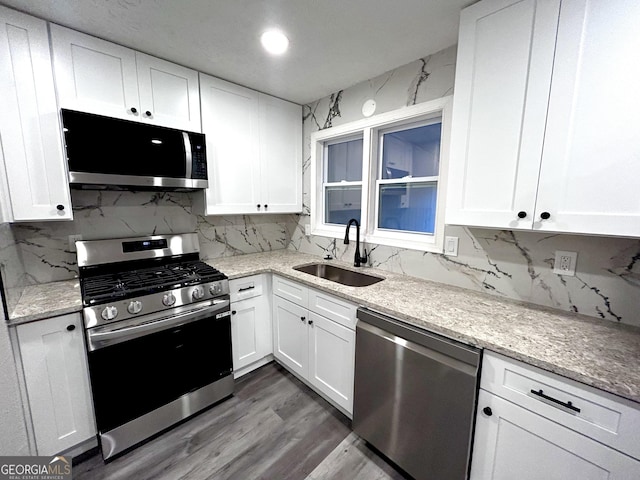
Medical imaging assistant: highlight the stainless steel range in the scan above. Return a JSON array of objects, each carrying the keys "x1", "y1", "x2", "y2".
[{"x1": 76, "y1": 233, "x2": 233, "y2": 461}]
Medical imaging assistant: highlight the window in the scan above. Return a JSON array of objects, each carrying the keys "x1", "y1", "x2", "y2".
[
  {"x1": 376, "y1": 120, "x2": 442, "y2": 236},
  {"x1": 323, "y1": 136, "x2": 363, "y2": 225},
  {"x1": 310, "y1": 97, "x2": 451, "y2": 252}
]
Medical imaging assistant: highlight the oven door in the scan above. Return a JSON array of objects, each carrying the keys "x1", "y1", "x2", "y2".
[{"x1": 85, "y1": 298, "x2": 232, "y2": 454}]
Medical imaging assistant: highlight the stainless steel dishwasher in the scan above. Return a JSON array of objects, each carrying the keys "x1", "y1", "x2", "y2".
[{"x1": 353, "y1": 307, "x2": 481, "y2": 480}]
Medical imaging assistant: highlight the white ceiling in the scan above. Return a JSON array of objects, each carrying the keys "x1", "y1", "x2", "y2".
[{"x1": 1, "y1": 0, "x2": 474, "y2": 105}]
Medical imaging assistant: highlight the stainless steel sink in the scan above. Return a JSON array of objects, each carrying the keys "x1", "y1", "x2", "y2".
[{"x1": 293, "y1": 263, "x2": 384, "y2": 287}]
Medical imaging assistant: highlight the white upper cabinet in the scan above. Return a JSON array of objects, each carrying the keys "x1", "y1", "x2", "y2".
[
  {"x1": 446, "y1": 0, "x2": 560, "y2": 230},
  {"x1": 134, "y1": 52, "x2": 201, "y2": 131},
  {"x1": 0, "y1": 6, "x2": 72, "y2": 221},
  {"x1": 200, "y1": 75, "x2": 261, "y2": 213},
  {"x1": 534, "y1": 0, "x2": 640, "y2": 236},
  {"x1": 446, "y1": 0, "x2": 640, "y2": 237},
  {"x1": 51, "y1": 25, "x2": 201, "y2": 132},
  {"x1": 200, "y1": 74, "x2": 302, "y2": 215},
  {"x1": 258, "y1": 93, "x2": 303, "y2": 213}
]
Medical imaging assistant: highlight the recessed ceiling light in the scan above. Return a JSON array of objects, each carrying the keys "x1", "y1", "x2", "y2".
[{"x1": 261, "y1": 29, "x2": 289, "y2": 55}]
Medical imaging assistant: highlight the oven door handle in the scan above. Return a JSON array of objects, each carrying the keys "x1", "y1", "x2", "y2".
[{"x1": 86, "y1": 299, "x2": 230, "y2": 351}]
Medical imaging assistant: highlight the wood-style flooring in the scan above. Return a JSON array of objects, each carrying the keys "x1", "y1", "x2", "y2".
[{"x1": 74, "y1": 362, "x2": 408, "y2": 480}]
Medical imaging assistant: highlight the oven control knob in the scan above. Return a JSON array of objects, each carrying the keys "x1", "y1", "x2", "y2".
[
  {"x1": 209, "y1": 283, "x2": 222, "y2": 295},
  {"x1": 101, "y1": 305, "x2": 118, "y2": 321},
  {"x1": 162, "y1": 292, "x2": 176, "y2": 307},
  {"x1": 192, "y1": 286, "x2": 205, "y2": 300},
  {"x1": 127, "y1": 300, "x2": 143, "y2": 314}
]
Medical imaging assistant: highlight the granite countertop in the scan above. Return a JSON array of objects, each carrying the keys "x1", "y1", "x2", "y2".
[
  {"x1": 9, "y1": 279, "x2": 82, "y2": 324},
  {"x1": 211, "y1": 250, "x2": 640, "y2": 405},
  {"x1": 7, "y1": 250, "x2": 640, "y2": 404}
]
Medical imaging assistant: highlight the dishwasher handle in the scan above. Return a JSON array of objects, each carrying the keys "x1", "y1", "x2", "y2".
[{"x1": 356, "y1": 307, "x2": 480, "y2": 368}]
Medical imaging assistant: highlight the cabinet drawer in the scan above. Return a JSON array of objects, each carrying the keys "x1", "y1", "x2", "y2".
[
  {"x1": 482, "y1": 351, "x2": 640, "y2": 460},
  {"x1": 308, "y1": 289, "x2": 356, "y2": 330},
  {"x1": 230, "y1": 274, "x2": 266, "y2": 302},
  {"x1": 472, "y1": 389, "x2": 640, "y2": 480},
  {"x1": 273, "y1": 276, "x2": 308, "y2": 307}
]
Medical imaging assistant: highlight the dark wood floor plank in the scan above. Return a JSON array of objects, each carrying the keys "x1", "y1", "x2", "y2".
[
  {"x1": 307, "y1": 433, "x2": 409, "y2": 480},
  {"x1": 73, "y1": 363, "x2": 405, "y2": 480}
]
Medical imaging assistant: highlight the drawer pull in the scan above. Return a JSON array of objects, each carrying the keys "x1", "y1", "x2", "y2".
[
  {"x1": 531, "y1": 389, "x2": 581, "y2": 413},
  {"x1": 238, "y1": 285, "x2": 255, "y2": 292}
]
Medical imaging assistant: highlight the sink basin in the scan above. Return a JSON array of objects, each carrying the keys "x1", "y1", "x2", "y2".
[{"x1": 293, "y1": 263, "x2": 384, "y2": 287}]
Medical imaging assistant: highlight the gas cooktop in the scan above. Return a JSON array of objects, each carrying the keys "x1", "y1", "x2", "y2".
[{"x1": 81, "y1": 260, "x2": 225, "y2": 306}]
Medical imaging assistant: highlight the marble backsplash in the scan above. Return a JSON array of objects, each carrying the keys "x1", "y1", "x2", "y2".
[
  {"x1": 0, "y1": 190, "x2": 298, "y2": 305},
  {"x1": 1, "y1": 43, "x2": 639, "y2": 326},
  {"x1": 291, "y1": 44, "x2": 640, "y2": 327},
  {"x1": 0, "y1": 223, "x2": 25, "y2": 316}
]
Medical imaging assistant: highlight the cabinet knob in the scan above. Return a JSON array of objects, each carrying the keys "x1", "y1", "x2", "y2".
[
  {"x1": 308, "y1": 319, "x2": 313, "y2": 325},
  {"x1": 300, "y1": 316, "x2": 306, "y2": 322},
  {"x1": 56, "y1": 204, "x2": 65, "y2": 211},
  {"x1": 66, "y1": 324, "x2": 76, "y2": 332},
  {"x1": 482, "y1": 406, "x2": 493, "y2": 416},
  {"x1": 257, "y1": 204, "x2": 261, "y2": 209},
  {"x1": 540, "y1": 211, "x2": 551, "y2": 220},
  {"x1": 145, "y1": 110, "x2": 152, "y2": 117},
  {"x1": 517, "y1": 211, "x2": 527, "y2": 219},
  {"x1": 130, "y1": 107, "x2": 138, "y2": 114},
  {"x1": 231, "y1": 310, "x2": 236, "y2": 315},
  {"x1": 264, "y1": 204, "x2": 268, "y2": 210}
]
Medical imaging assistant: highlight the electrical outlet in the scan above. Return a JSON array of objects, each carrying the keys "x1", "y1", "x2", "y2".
[
  {"x1": 304, "y1": 224, "x2": 311, "y2": 236},
  {"x1": 444, "y1": 236, "x2": 459, "y2": 257},
  {"x1": 68, "y1": 234, "x2": 83, "y2": 253},
  {"x1": 553, "y1": 250, "x2": 577, "y2": 276}
]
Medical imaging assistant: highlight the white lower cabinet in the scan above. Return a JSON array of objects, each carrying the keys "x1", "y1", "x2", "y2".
[
  {"x1": 230, "y1": 275, "x2": 272, "y2": 378},
  {"x1": 471, "y1": 352, "x2": 640, "y2": 479},
  {"x1": 307, "y1": 311, "x2": 355, "y2": 413},
  {"x1": 16, "y1": 313, "x2": 95, "y2": 455},
  {"x1": 273, "y1": 295, "x2": 309, "y2": 379},
  {"x1": 272, "y1": 276, "x2": 356, "y2": 416},
  {"x1": 231, "y1": 295, "x2": 272, "y2": 377}
]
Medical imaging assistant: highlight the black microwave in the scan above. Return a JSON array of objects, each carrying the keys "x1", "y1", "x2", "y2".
[{"x1": 61, "y1": 109, "x2": 207, "y2": 190}]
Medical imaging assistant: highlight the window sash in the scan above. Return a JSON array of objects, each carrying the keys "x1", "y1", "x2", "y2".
[{"x1": 374, "y1": 180, "x2": 439, "y2": 236}]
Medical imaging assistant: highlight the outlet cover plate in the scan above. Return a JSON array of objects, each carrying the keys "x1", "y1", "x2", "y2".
[
  {"x1": 444, "y1": 236, "x2": 459, "y2": 257},
  {"x1": 553, "y1": 250, "x2": 577, "y2": 276}
]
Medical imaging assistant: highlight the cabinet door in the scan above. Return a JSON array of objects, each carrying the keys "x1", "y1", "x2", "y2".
[
  {"x1": 136, "y1": 53, "x2": 201, "y2": 132},
  {"x1": 446, "y1": 0, "x2": 560, "y2": 229},
  {"x1": 308, "y1": 312, "x2": 355, "y2": 415},
  {"x1": 0, "y1": 7, "x2": 72, "y2": 221},
  {"x1": 50, "y1": 24, "x2": 139, "y2": 121},
  {"x1": 471, "y1": 390, "x2": 640, "y2": 480},
  {"x1": 200, "y1": 74, "x2": 261, "y2": 214},
  {"x1": 272, "y1": 296, "x2": 308, "y2": 378},
  {"x1": 535, "y1": 0, "x2": 640, "y2": 237},
  {"x1": 258, "y1": 94, "x2": 302, "y2": 213},
  {"x1": 231, "y1": 295, "x2": 271, "y2": 373},
  {"x1": 17, "y1": 313, "x2": 95, "y2": 455}
]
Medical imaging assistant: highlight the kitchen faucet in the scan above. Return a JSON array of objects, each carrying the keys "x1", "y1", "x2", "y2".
[{"x1": 344, "y1": 218, "x2": 367, "y2": 267}]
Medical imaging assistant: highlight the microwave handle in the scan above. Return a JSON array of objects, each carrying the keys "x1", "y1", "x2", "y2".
[{"x1": 182, "y1": 132, "x2": 193, "y2": 178}]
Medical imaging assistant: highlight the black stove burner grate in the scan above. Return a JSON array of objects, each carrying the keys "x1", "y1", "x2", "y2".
[{"x1": 81, "y1": 260, "x2": 224, "y2": 306}]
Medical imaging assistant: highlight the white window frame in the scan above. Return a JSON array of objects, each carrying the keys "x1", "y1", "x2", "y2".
[
  {"x1": 321, "y1": 133, "x2": 364, "y2": 227},
  {"x1": 310, "y1": 96, "x2": 452, "y2": 252}
]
